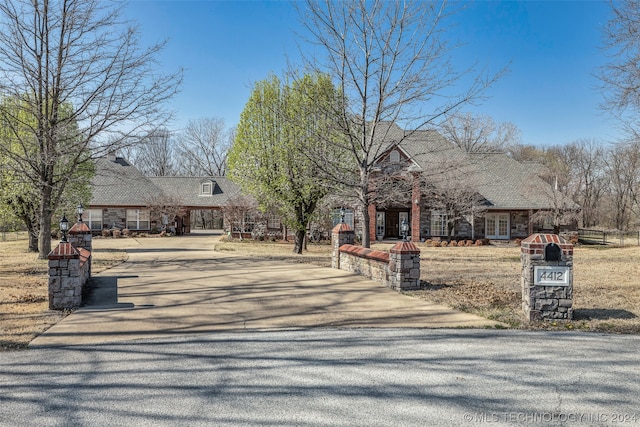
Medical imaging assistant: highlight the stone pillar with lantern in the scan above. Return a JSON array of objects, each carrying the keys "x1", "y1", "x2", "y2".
[{"x1": 47, "y1": 208, "x2": 92, "y2": 310}]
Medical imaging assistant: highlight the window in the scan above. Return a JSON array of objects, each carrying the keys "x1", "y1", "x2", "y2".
[
  {"x1": 267, "y1": 213, "x2": 280, "y2": 229},
  {"x1": 376, "y1": 212, "x2": 385, "y2": 237},
  {"x1": 126, "y1": 209, "x2": 150, "y2": 230},
  {"x1": 431, "y1": 211, "x2": 447, "y2": 236},
  {"x1": 85, "y1": 209, "x2": 103, "y2": 231},
  {"x1": 389, "y1": 149, "x2": 400, "y2": 163},
  {"x1": 486, "y1": 212, "x2": 510, "y2": 239},
  {"x1": 332, "y1": 208, "x2": 355, "y2": 229},
  {"x1": 200, "y1": 181, "x2": 214, "y2": 196}
]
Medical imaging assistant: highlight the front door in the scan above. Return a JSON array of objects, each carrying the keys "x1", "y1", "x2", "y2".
[
  {"x1": 485, "y1": 213, "x2": 510, "y2": 239},
  {"x1": 385, "y1": 211, "x2": 399, "y2": 238},
  {"x1": 383, "y1": 211, "x2": 410, "y2": 238}
]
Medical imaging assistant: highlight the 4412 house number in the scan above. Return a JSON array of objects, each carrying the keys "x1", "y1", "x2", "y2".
[{"x1": 534, "y1": 266, "x2": 570, "y2": 286}]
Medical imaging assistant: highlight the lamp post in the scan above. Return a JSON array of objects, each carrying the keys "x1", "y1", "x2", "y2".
[
  {"x1": 60, "y1": 214, "x2": 69, "y2": 243},
  {"x1": 401, "y1": 218, "x2": 408, "y2": 242},
  {"x1": 77, "y1": 204, "x2": 84, "y2": 222}
]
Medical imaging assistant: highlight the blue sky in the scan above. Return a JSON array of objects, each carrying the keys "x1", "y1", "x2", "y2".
[{"x1": 124, "y1": 1, "x2": 618, "y2": 147}]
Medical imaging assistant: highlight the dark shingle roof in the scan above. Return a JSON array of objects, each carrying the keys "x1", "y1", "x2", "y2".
[
  {"x1": 149, "y1": 176, "x2": 241, "y2": 208},
  {"x1": 90, "y1": 157, "x2": 164, "y2": 206},
  {"x1": 90, "y1": 157, "x2": 240, "y2": 208},
  {"x1": 391, "y1": 128, "x2": 577, "y2": 211}
]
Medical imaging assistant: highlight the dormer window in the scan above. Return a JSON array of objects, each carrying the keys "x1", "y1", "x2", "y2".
[
  {"x1": 390, "y1": 149, "x2": 400, "y2": 163},
  {"x1": 200, "y1": 181, "x2": 214, "y2": 196}
]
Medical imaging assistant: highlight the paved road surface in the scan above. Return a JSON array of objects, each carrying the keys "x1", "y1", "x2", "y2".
[{"x1": 3, "y1": 329, "x2": 640, "y2": 426}]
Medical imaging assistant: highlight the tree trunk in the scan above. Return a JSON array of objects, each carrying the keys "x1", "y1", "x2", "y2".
[
  {"x1": 293, "y1": 229, "x2": 305, "y2": 254},
  {"x1": 38, "y1": 186, "x2": 53, "y2": 259},
  {"x1": 28, "y1": 228, "x2": 39, "y2": 253}
]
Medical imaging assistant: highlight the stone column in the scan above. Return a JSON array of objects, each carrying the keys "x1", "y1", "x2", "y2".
[
  {"x1": 69, "y1": 221, "x2": 92, "y2": 251},
  {"x1": 389, "y1": 241, "x2": 421, "y2": 291},
  {"x1": 331, "y1": 223, "x2": 355, "y2": 269},
  {"x1": 521, "y1": 233, "x2": 574, "y2": 321},
  {"x1": 48, "y1": 242, "x2": 83, "y2": 310},
  {"x1": 69, "y1": 221, "x2": 92, "y2": 277}
]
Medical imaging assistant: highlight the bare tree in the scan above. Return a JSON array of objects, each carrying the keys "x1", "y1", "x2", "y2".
[
  {"x1": 222, "y1": 195, "x2": 261, "y2": 241},
  {"x1": 604, "y1": 141, "x2": 640, "y2": 230},
  {"x1": 564, "y1": 139, "x2": 607, "y2": 228},
  {"x1": 438, "y1": 112, "x2": 521, "y2": 153},
  {"x1": 507, "y1": 144, "x2": 545, "y2": 162},
  {"x1": 125, "y1": 129, "x2": 178, "y2": 177},
  {"x1": 176, "y1": 117, "x2": 231, "y2": 176},
  {"x1": 144, "y1": 193, "x2": 186, "y2": 233},
  {"x1": 599, "y1": 0, "x2": 640, "y2": 133},
  {"x1": 0, "y1": 0, "x2": 181, "y2": 258},
  {"x1": 419, "y1": 156, "x2": 487, "y2": 241},
  {"x1": 297, "y1": 0, "x2": 505, "y2": 247}
]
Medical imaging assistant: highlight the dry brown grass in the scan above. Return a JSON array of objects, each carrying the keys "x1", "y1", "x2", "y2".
[
  {"x1": 215, "y1": 239, "x2": 640, "y2": 333},
  {"x1": 0, "y1": 239, "x2": 127, "y2": 351}
]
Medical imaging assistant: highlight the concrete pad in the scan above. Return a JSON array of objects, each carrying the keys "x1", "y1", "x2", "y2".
[{"x1": 30, "y1": 233, "x2": 500, "y2": 347}]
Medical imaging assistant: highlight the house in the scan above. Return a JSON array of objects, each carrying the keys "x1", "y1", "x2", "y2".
[
  {"x1": 87, "y1": 154, "x2": 240, "y2": 234},
  {"x1": 366, "y1": 123, "x2": 578, "y2": 242}
]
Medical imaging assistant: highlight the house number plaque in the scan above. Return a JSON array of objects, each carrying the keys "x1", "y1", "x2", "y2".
[{"x1": 534, "y1": 266, "x2": 570, "y2": 286}]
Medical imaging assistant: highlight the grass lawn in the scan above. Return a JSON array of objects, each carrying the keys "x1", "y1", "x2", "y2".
[{"x1": 0, "y1": 238, "x2": 127, "y2": 351}]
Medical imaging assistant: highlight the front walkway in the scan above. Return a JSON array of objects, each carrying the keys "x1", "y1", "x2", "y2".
[{"x1": 30, "y1": 233, "x2": 500, "y2": 347}]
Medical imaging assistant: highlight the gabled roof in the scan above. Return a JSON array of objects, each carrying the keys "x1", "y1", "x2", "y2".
[
  {"x1": 90, "y1": 156, "x2": 240, "y2": 208},
  {"x1": 466, "y1": 152, "x2": 562, "y2": 210},
  {"x1": 378, "y1": 125, "x2": 578, "y2": 211},
  {"x1": 149, "y1": 176, "x2": 241, "y2": 208}
]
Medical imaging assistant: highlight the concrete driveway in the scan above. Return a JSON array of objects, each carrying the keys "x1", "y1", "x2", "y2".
[{"x1": 30, "y1": 232, "x2": 499, "y2": 347}]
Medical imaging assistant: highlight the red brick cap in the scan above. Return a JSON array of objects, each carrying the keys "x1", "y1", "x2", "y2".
[
  {"x1": 390, "y1": 241, "x2": 420, "y2": 254},
  {"x1": 520, "y1": 233, "x2": 573, "y2": 256},
  {"x1": 339, "y1": 244, "x2": 389, "y2": 263},
  {"x1": 70, "y1": 222, "x2": 91, "y2": 234},
  {"x1": 332, "y1": 223, "x2": 353, "y2": 233},
  {"x1": 521, "y1": 233, "x2": 568, "y2": 245},
  {"x1": 48, "y1": 242, "x2": 80, "y2": 259}
]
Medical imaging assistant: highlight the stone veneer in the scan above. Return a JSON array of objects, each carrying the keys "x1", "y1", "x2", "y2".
[
  {"x1": 48, "y1": 221, "x2": 93, "y2": 310},
  {"x1": 521, "y1": 233, "x2": 574, "y2": 321},
  {"x1": 332, "y1": 223, "x2": 421, "y2": 291}
]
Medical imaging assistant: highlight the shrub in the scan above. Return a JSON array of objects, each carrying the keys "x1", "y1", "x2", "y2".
[
  {"x1": 475, "y1": 239, "x2": 483, "y2": 246},
  {"x1": 102, "y1": 229, "x2": 111, "y2": 238},
  {"x1": 112, "y1": 229, "x2": 121, "y2": 238},
  {"x1": 449, "y1": 240, "x2": 457, "y2": 247},
  {"x1": 122, "y1": 228, "x2": 131, "y2": 237}
]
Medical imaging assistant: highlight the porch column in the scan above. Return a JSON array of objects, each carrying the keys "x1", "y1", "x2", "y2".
[
  {"x1": 411, "y1": 176, "x2": 421, "y2": 242},
  {"x1": 368, "y1": 204, "x2": 377, "y2": 243},
  {"x1": 184, "y1": 209, "x2": 191, "y2": 234}
]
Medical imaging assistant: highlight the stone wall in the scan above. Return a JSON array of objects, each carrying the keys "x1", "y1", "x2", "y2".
[
  {"x1": 521, "y1": 233, "x2": 574, "y2": 321},
  {"x1": 339, "y1": 245, "x2": 389, "y2": 285},
  {"x1": 332, "y1": 222, "x2": 420, "y2": 291}
]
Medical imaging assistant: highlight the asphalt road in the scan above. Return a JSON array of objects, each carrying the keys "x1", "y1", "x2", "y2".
[{"x1": 2, "y1": 329, "x2": 639, "y2": 426}]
